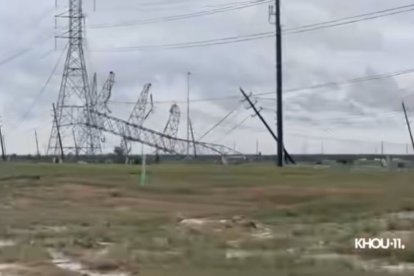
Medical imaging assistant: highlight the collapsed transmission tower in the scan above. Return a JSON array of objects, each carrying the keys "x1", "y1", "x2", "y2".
[
  {"x1": 120, "y1": 83, "x2": 154, "y2": 154},
  {"x1": 90, "y1": 72, "x2": 116, "y2": 116},
  {"x1": 90, "y1": 71, "x2": 116, "y2": 145},
  {"x1": 47, "y1": 0, "x2": 101, "y2": 156},
  {"x1": 162, "y1": 104, "x2": 181, "y2": 151},
  {"x1": 73, "y1": 109, "x2": 243, "y2": 157},
  {"x1": 95, "y1": 72, "x2": 115, "y2": 114}
]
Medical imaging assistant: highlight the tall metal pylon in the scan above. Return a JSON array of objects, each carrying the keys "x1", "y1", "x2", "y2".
[
  {"x1": 162, "y1": 104, "x2": 181, "y2": 151},
  {"x1": 120, "y1": 83, "x2": 153, "y2": 155},
  {"x1": 47, "y1": 0, "x2": 102, "y2": 156}
]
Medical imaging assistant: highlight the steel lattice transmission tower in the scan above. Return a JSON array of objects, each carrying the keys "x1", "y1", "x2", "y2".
[
  {"x1": 120, "y1": 83, "x2": 153, "y2": 155},
  {"x1": 162, "y1": 104, "x2": 181, "y2": 151},
  {"x1": 47, "y1": 0, "x2": 102, "y2": 156}
]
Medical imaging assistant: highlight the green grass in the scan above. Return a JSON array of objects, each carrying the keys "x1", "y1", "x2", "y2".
[{"x1": 0, "y1": 163, "x2": 414, "y2": 275}]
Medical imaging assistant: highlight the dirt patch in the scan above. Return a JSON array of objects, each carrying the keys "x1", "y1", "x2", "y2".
[
  {"x1": 0, "y1": 240, "x2": 15, "y2": 248},
  {"x1": 389, "y1": 211, "x2": 414, "y2": 220},
  {"x1": 225, "y1": 249, "x2": 278, "y2": 260},
  {"x1": 308, "y1": 253, "x2": 414, "y2": 274},
  {"x1": 0, "y1": 263, "x2": 29, "y2": 276},
  {"x1": 53, "y1": 184, "x2": 110, "y2": 200},
  {"x1": 34, "y1": 225, "x2": 68, "y2": 234}
]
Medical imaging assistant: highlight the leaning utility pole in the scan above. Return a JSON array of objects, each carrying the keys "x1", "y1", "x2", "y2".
[
  {"x1": 402, "y1": 102, "x2": 414, "y2": 151},
  {"x1": 34, "y1": 130, "x2": 40, "y2": 157},
  {"x1": 48, "y1": 0, "x2": 102, "y2": 156},
  {"x1": 240, "y1": 88, "x2": 295, "y2": 164},
  {"x1": 269, "y1": 0, "x2": 284, "y2": 167},
  {"x1": 0, "y1": 126, "x2": 5, "y2": 161}
]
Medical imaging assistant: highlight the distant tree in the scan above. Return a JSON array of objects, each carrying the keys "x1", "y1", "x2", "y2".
[
  {"x1": 155, "y1": 152, "x2": 160, "y2": 164},
  {"x1": 113, "y1": 146, "x2": 125, "y2": 157}
]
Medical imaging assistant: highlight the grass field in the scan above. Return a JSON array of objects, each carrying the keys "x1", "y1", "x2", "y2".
[{"x1": 0, "y1": 163, "x2": 414, "y2": 275}]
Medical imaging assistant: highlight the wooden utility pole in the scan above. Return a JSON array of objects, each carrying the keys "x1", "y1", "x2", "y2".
[
  {"x1": 402, "y1": 102, "x2": 414, "y2": 151},
  {"x1": 275, "y1": 0, "x2": 284, "y2": 167},
  {"x1": 270, "y1": 0, "x2": 284, "y2": 166},
  {"x1": 52, "y1": 103, "x2": 64, "y2": 161}
]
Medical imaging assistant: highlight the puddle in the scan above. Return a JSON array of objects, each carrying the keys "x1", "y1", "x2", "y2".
[{"x1": 49, "y1": 249, "x2": 128, "y2": 276}]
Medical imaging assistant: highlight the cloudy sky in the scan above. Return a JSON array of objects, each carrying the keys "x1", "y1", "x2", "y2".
[{"x1": 1, "y1": 0, "x2": 414, "y2": 155}]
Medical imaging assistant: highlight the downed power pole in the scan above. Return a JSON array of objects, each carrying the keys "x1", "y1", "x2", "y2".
[
  {"x1": 240, "y1": 88, "x2": 295, "y2": 164},
  {"x1": 0, "y1": 126, "x2": 5, "y2": 161},
  {"x1": 402, "y1": 102, "x2": 414, "y2": 151}
]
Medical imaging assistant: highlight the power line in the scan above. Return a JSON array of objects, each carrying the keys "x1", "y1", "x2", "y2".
[
  {"x1": 94, "y1": 0, "x2": 268, "y2": 12},
  {"x1": 15, "y1": 44, "x2": 68, "y2": 129},
  {"x1": 257, "y1": 67, "x2": 414, "y2": 97},
  {"x1": 90, "y1": 3, "x2": 414, "y2": 52},
  {"x1": 90, "y1": 32, "x2": 274, "y2": 52},
  {"x1": 108, "y1": 66, "x2": 414, "y2": 106},
  {"x1": 90, "y1": 1, "x2": 414, "y2": 30},
  {"x1": 284, "y1": 3, "x2": 414, "y2": 34},
  {"x1": 286, "y1": 132, "x2": 409, "y2": 146},
  {"x1": 198, "y1": 104, "x2": 241, "y2": 140},
  {"x1": 0, "y1": 49, "x2": 32, "y2": 67},
  {"x1": 89, "y1": 0, "x2": 271, "y2": 29},
  {"x1": 225, "y1": 114, "x2": 252, "y2": 135}
]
